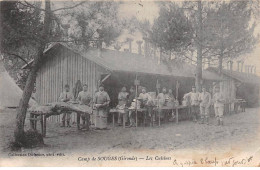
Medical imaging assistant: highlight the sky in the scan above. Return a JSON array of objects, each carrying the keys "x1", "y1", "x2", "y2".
[
  {"x1": 115, "y1": 1, "x2": 159, "y2": 53},
  {"x1": 117, "y1": 1, "x2": 260, "y2": 76},
  {"x1": 119, "y1": 1, "x2": 159, "y2": 23},
  {"x1": 50, "y1": 1, "x2": 260, "y2": 76}
]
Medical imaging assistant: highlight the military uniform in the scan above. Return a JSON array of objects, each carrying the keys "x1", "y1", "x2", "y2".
[
  {"x1": 186, "y1": 92, "x2": 200, "y2": 121},
  {"x1": 117, "y1": 91, "x2": 129, "y2": 125},
  {"x1": 127, "y1": 92, "x2": 136, "y2": 127},
  {"x1": 165, "y1": 93, "x2": 175, "y2": 107},
  {"x1": 93, "y1": 91, "x2": 110, "y2": 129},
  {"x1": 139, "y1": 92, "x2": 153, "y2": 126},
  {"x1": 59, "y1": 91, "x2": 74, "y2": 127},
  {"x1": 213, "y1": 92, "x2": 225, "y2": 125},
  {"x1": 157, "y1": 93, "x2": 167, "y2": 120},
  {"x1": 199, "y1": 92, "x2": 211, "y2": 123},
  {"x1": 77, "y1": 91, "x2": 92, "y2": 129}
]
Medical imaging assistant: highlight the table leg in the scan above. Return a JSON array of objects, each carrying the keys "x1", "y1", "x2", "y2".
[
  {"x1": 112, "y1": 113, "x2": 115, "y2": 127},
  {"x1": 152, "y1": 111, "x2": 155, "y2": 127},
  {"x1": 136, "y1": 110, "x2": 138, "y2": 128},
  {"x1": 176, "y1": 108, "x2": 179, "y2": 124},
  {"x1": 123, "y1": 113, "x2": 125, "y2": 128},
  {"x1": 76, "y1": 112, "x2": 80, "y2": 130},
  {"x1": 171, "y1": 109, "x2": 174, "y2": 122},
  {"x1": 85, "y1": 114, "x2": 90, "y2": 131},
  {"x1": 144, "y1": 111, "x2": 146, "y2": 127},
  {"x1": 30, "y1": 114, "x2": 33, "y2": 129},
  {"x1": 40, "y1": 115, "x2": 44, "y2": 136},
  {"x1": 43, "y1": 115, "x2": 47, "y2": 137},
  {"x1": 34, "y1": 115, "x2": 37, "y2": 130},
  {"x1": 159, "y1": 110, "x2": 160, "y2": 127}
]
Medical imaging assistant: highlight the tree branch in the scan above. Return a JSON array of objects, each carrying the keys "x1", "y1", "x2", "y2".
[
  {"x1": 52, "y1": 2, "x2": 86, "y2": 12},
  {"x1": 180, "y1": 7, "x2": 197, "y2": 11},
  {"x1": 3, "y1": 52, "x2": 30, "y2": 67},
  {"x1": 18, "y1": 1, "x2": 45, "y2": 12}
]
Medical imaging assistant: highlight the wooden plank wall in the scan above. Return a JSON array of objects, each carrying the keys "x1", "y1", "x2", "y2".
[
  {"x1": 36, "y1": 47, "x2": 108, "y2": 123},
  {"x1": 220, "y1": 76, "x2": 236, "y2": 110}
]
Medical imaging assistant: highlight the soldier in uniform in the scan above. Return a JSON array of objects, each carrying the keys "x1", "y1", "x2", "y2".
[
  {"x1": 199, "y1": 86, "x2": 211, "y2": 125},
  {"x1": 184, "y1": 86, "x2": 200, "y2": 122},
  {"x1": 77, "y1": 84, "x2": 92, "y2": 130},
  {"x1": 139, "y1": 87, "x2": 153, "y2": 126},
  {"x1": 59, "y1": 84, "x2": 74, "y2": 127},
  {"x1": 213, "y1": 86, "x2": 225, "y2": 126},
  {"x1": 157, "y1": 87, "x2": 167, "y2": 122},
  {"x1": 127, "y1": 86, "x2": 136, "y2": 127},
  {"x1": 166, "y1": 89, "x2": 176, "y2": 121},
  {"x1": 117, "y1": 86, "x2": 129, "y2": 126},
  {"x1": 93, "y1": 84, "x2": 110, "y2": 130}
]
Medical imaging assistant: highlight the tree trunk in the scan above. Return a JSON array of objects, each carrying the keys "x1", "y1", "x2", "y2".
[
  {"x1": 218, "y1": 55, "x2": 223, "y2": 74},
  {"x1": 14, "y1": 0, "x2": 51, "y2": 145},
  {"x1": 195, "y1": 0, "x2": 203, "y2": 92}
]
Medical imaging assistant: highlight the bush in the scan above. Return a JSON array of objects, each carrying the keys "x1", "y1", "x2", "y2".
[{"x1": 11, "y1": 129, "x2": 44, "y2": 150}]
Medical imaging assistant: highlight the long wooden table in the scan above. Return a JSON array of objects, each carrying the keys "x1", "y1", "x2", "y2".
[
  {"x1": 234, "y1": 99, "x2": 247, "y2": 113},
  {"x1": 109, "y1": 108, "x2": 147, "y2": 128},
  {"x1": 224, "y1": 99, "x2": 247, "y2": 115},
  {"x1": 28, "y1": 102, "x2": 91, "y2": 137},
  {"x1": 109, "y1": 105, "x2": 191, "y2": 127},
  {"x1": 154, "y1": 105, "x2": 191, "y2": 125}
]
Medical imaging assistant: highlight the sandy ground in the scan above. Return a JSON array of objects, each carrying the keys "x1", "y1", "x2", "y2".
[{"x1": 0, "y1": 107, "x2": 260, "y2": 162}]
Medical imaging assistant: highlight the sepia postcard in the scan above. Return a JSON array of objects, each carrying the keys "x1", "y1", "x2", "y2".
[{"x1": 0, "y1": 0, "x2": 260, "y2": 167}]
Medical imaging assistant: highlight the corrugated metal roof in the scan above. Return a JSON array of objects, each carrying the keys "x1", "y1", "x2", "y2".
[
  {"x1": 61, "y1": 43, "x2": 222, "y2": 80},
  {"x1": 23, "y1": 42, "x2": 222, "y2": 81},
  {"x1": 207, "y1": 67, "x2": 260, "y2": 85}
]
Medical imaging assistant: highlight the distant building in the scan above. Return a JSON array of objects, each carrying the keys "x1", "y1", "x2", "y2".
[{"x1": 207, "y1": 67, "x2": 260, "y2": 107}]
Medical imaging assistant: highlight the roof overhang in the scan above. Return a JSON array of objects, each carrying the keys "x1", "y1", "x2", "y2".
[{"x1": 21, "y1": 42, "x2": 222, "y2": 81}]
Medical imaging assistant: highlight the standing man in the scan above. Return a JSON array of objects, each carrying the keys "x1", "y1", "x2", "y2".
[
  {"x1": 126, "y1": 86, "x2": 136, "y2": 127},
  {"x1": 139, "y1": 87, "x2": 153, "y2": 126},
  {"x1": 213, "y1": 86, "x2": 225, "y2": 126},
  {"x1": 139, "y1": 87, "x2": 152, "y2": 106},
  {"x1": 166, "y1": 89, "x2": 176, "y2": 106},
  {"x1": 157, "y1": 87, "x2": 167, "y2": 122},
  {"x1": 77, "y1": 84, "x2": 92, "y2": 130},
  {"x1": 93, "y1": 84, "x2": 110, "y2": 130},
  {"x1": 166, "y1": 89, "x2": 176, "y2": 121},
  {"x1": 184, "y1": 86, "x2": 200, "y2": 122},
  {"x1": 199, "y1": 86, "x2": 211, "y2": 125},
  {"x1": 117, "y1": 86, "x2": 129, "y2": 126},
  {"x1": 59, "y1": 84, "x2": 74, "y2": 127}
]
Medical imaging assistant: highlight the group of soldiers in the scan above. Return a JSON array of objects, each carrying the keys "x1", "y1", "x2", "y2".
[
  {"x1": 184, "y1": 85, "x2": 225, "y2": 126},
  {"x1": 116, "y1": 86, "x2": 176, "y2": 127},
  {"x1": 58, "y1": 84, "x2": 110, "y2": 130},
  {"x1": 117, "y1": 84, "x2": 225, "y2": 127},
  {"x1": 58, "y1": 82, "x2": 225, "y2": 130}
]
